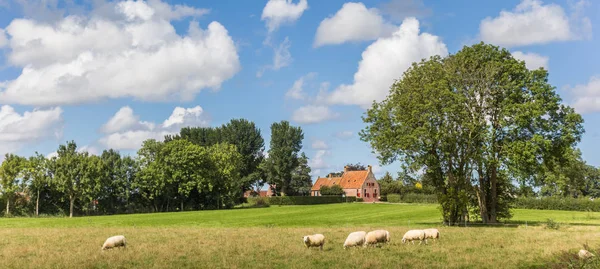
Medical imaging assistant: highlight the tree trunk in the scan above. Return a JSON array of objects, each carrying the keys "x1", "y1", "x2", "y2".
[
  {"x1": 36, "y1": 190, "x2": 40, "y2": 217},
  {"x1": 69, "y1": 195, "x2": 74, "y2": 218},
  {"x1": 477, "y1": 168, "x2": 488, "y2": 223},
  {"x1": 181, "y1": 200, "x2": 184, "y2": 211},
  {"x1": 6, "y1": 198, "x2": 10, "y2": 216},
  {"x1": 489, "y1": 166, "x2": 498, "y2": 223}
]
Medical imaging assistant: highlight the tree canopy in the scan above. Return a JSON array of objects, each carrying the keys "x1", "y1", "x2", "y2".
[{"x1": 361, "y1": 43, "x2": 584, "y2": 224}]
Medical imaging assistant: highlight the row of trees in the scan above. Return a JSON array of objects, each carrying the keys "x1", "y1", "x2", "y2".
[
  {"x1": 0, "y1": 120, "x2": 313, "y2": 217},
  {"x1": 361, "y1": 43, "x2": 589, "y2": 224}
]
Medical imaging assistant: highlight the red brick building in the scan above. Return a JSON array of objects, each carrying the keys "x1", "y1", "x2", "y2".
[{"x1": 310, "y1": 165, "x2": 380, "y2": 202}]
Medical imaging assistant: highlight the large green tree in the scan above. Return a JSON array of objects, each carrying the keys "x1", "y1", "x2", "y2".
[
  {"x1": 265, "y1": 121, "x2": 304, "y2": 196},
  {"x1": 289, "y1": 152, "x2": 312, "y2": 196},
  {"x1": 135, "y1": 139, "x2": 167, "y2": 212},
  {"x1": 53, "y1": 141, "x2": 101, "y2": 217},
  {"x1": 207, "y1": 143, "x2": 244, "y2": 209},
  {"x1": 361, "y1": 43, "x2": 584, "y2": 224},
  {"x1": 24, "y1": 152, "x2": 52, "y2": 216},
  {"x1": 0, "y1": 153, "x2": 26, "y2": 216}
]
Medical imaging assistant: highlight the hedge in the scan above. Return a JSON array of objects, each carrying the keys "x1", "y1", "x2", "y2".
[
  {"x1": 385, "y1": 193, "x2": 438, "y2": 204},
  {"x1": 247, "y1": 196, "x2": 356, "y2": 206},
  {"x1": 513, "y1": 196, "x2": 600, "y2": 212}
]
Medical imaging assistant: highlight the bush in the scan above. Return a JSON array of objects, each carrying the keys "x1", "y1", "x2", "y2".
[
  {"x1": 320, "y1": 185, "x2": 344, "y2": 196},
  {"x1": 246, "y1": 197, "x2": 270, "y2": 208},
  {"x1": 545, "y1": 218, "x2": 560, "y2": 230},
  {"x1": 268, "y1": 196, "x2": 353, "y2": 205},
  {"x1": 514, "y1": 196, "x2": 600, "y2": 212},
  {"x1": 356, "y1": 198, "x2": 364, "y2": 202},
  {"x1": 385, "y1": 193, "x2": 437, "y2": 204}
]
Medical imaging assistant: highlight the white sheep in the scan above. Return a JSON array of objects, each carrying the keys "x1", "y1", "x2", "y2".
[
  {"x1": 303, "y1": 234, "x2": 325, "y2": 250},
  {"x1": 363, "y1": 230, "x2": 390, "y2": 247},
  {"x1": 423, "y1": 228, "x2": 440, "y2": 241},
  {"x1": 401, "y1": 230, "x2": 426, "y2": 245},
  {"x1": 343, "y1": 231, "x2": 366, "y2": 249},
  {"x1": 102, "y1": 235, "x2": 127, "y2": 250},
  {"x1": 578, "y1": 249, "x2": 595, "y2": 259}
]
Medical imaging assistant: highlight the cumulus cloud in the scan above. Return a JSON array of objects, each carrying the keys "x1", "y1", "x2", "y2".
[
  {"x1": 334, "y1": 131, "x2": 354, "y2": 140},
  {"x1": 311, "y1": 139, "x2": 329, "y2": 150},
  {"x1": 0, "y1": 0, "x2": 240, "y2": 106},
  {"x1": 285, "y1": 72, "x2": 317, "y2": 100},
  {"x1": 0, "y1": 105, "x2": 63, "y2": 157},
  {"x1": 291, "y1": 105, "x2": 339, "y2": 124},
  {"x1": 512, "y1": 51, "x2": 549, "y2": 70},
  {"x1": 99, "y1": 105, "x2": 210, "y2": 150},
  {"x1": 324, "y1": 17, "x2": 448, "y2": 108},
  {"x1": 314, "y1": 2, "x2": 395, "y2": 47},
  {"x1": 78, "y1": 145, "x2": 101, "y2": 155},
  {"x1": 261, "y1": 0, "x2": 308, "y2": 33},
  {"x1": 568, "y1": 76, "x2": 600, "y2": 114},
  {"x1": 479, "y1": 0, "x2": 591, "y2": 47}
]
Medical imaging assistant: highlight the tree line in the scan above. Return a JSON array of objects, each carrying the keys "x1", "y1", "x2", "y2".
[
  {"x1": 361, "y1": 42, "x2": 593, "y2": 225},
  {"x1": 0, "y1": 120, "x2": 313, "y2": 217}
]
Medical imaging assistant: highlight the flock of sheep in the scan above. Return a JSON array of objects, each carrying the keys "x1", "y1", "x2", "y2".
[
  {"x1": 303, "y1": 228, "x2": 440, "y2": 250},
  {"x1": 99, "y1": 228, "x2": 441, "y2": 252}
]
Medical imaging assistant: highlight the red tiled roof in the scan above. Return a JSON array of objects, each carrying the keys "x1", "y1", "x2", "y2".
[
  {"x1": 339, "y1": 171, "x2": 369, "y2": 189},
  {"x1": 312, "y1": 170, "x2": 370, "y2": 190}
]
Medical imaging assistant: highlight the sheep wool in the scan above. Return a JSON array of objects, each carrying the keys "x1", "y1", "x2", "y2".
[
  {"x1": 343, "y1": 231, "x2": 367, "y2": 249},
  {"x1": 364, "y1": 230, "x2": 390, "y2": 247},
  {"x1": 102, "y1": 235, "x2": 127, "y2": 250},
  {"x1": 401, "y1": 230, "x2": 426, "y2": 245},
  {"x1": 578, "y1": 249, "x2": 595, "y2": 259},
  {"x1": 303, "y1": 234, "x2": 325, "y2": 250},
  {"x1": 423, "y1": 228, "x2": 440, "y2": 240}
]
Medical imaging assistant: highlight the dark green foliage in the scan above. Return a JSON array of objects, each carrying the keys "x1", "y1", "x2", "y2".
[
  {"x1": 264, "y1": 121, "x2": 304, "y2": 196},
  {"x1": 289, "y1": 153, "x2": 312, "y2": 196},
  {"x1": 320, "y1": 185, "x2": 344, "y2": 196},
  {"x1": 544, "y1": 218, "x2": 560, "y2": 230},
  {"x1": 356, "y1": 198, "x2": 364, "y2": 202},
  {"x1": 514, "y1": 196, "x2": 600, "y2": 212}
]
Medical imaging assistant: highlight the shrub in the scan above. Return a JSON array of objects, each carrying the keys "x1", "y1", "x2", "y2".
[
  {"x1": 387, "y1": 194, "x2": 401, "y2": 203},
  {"x1": 320, "y1": 185, "x2": 344, "y2": 196},
  {"x1": 268, "y1": 196, "x2": 350, "y2": 205},
  {"x1": 514, "y1": 196, "x2": 600, "y2": 212},
  {"x1": 385, "y1": 193, "x2": 437, "y2": 204},
  {"x1": 545, "y1": 218, "x2": 560, "y2": 230},
  {"x1": 246, "y1": 197, "x2": 270, "y2": 208},
  {"x1": 356, "y1": 198, "x2": 364, "y2": 202}
]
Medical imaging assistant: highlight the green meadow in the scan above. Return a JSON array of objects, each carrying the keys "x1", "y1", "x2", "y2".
[{"x1": 1, "y1": 203, "x2": 599, "y2": 268}]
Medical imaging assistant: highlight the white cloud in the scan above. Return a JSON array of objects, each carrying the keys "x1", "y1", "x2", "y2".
[
  {"x1": 512, "y1": 51, "x2": 549, "y2": 70},
  {"x1": 568, "y1": 76, "x2": 600, "y2": 114},
  {"x1": 0, "y1": 0, "x2": 240, "y2": 106},
  {"x1": 334, "y1": 131, "x2": 353, "y2": 140},
  {"x1": 311, "y1": 139, "x2": 329, "y2": 150},
  {"x1": 325, "y1": 17, "x2": 448, "y2": 108},
  {"x1": 314, "y1": 2, "x2": 395, "y2": 47},
  {"x1": 261, "y1": 0, "x2": 308, "y2": 33},
  {"x1": 257, "y1": 37, "x2": 293, "y2": 78},
  {"x1": 285, "y1": 72, "x2": 316, "y2": 100},
  {"x1": 0, "y1": 105, "x2": 63, "y2": 157},
  {"x1": 46, "y1": 151, "x2": 58, "y2": 159},
  {"x1": 479, "y1": 0, "x2": 591, "y2": 47},
  {"x1": 309, "y1": 150, "x2": 330, "y2": 170},
  {"x1": 100, "y1": 106, "x2": 154, "y2": 133},
  {"x1": 291, "y1": 105, "x2": 339, "y2": 124},
  {"x1": 78, "y1": 145, "x2": 100, "y2": 156},
  {"x1": 99, "y1": 105, "x2": 210, "y2": 150}
]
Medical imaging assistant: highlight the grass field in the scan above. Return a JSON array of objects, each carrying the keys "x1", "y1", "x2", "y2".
[{"x1": 1, "y1": 203, "x2": 599, "y2": 268}]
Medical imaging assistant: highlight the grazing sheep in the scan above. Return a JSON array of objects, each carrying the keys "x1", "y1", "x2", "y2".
[
  {"x1": 102, "y1": 235, "x2": 127, "y2": 250},
  {"x1": 303, "y1": 234, "x2": 325, "y2": 251},
  {"x1": 423, "y1": 228, "x2": 440, "y2": 241},
  {"x1": 343, "y1": 231, "x2": 366, "y2": 249},
  {"x1": 364, "y1": 230, "x2": 390, "y2": 247},
  {"x1": 401, "y1": 230, "x2": 426, "y2": 245},
  {"x1": 578, "y1": 249, "x2": 595, "y2": 259}
]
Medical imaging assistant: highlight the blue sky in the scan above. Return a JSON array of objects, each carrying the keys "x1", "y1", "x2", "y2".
[{"x1": 0, "y1": 0, "x2": 599, "y2": 182}]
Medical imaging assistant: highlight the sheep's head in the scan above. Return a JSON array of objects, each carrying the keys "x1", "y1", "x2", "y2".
[
  {"x1": 303, "y1": 236, "x2": 310, "y2": 246},
  {"x1": 401, "y1": 238, "x2": 406, "y2": 244}
]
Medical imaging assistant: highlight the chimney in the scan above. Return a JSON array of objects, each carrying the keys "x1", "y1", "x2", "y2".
[
  {"x1": 367, "y1": 165, "x2": 372, "y2": 172},
  {"x1": 344, "y1": 165, "x2": 349, "y2": 173}
]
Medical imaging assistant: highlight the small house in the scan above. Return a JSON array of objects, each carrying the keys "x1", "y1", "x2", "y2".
[{"x1": 310, "y1": 165, "x2": 380, "y2": 202}]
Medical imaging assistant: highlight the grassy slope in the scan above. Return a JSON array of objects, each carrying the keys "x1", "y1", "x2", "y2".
[
  {"x1": 1, "y1": 203, "x2": 599, "y2": 269},
  {"x1": 1, "y1": 203, "x2": 599, "y2": 228}
]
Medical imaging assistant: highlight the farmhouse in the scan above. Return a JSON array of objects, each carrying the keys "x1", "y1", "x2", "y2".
[{"x1": 310, "y1": 165, "x2": 380, "y2": 202}]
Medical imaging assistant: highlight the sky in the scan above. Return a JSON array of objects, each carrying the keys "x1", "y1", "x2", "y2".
[{"x1": 0, "y1": 0, "x2": 599, "y2": 183}]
